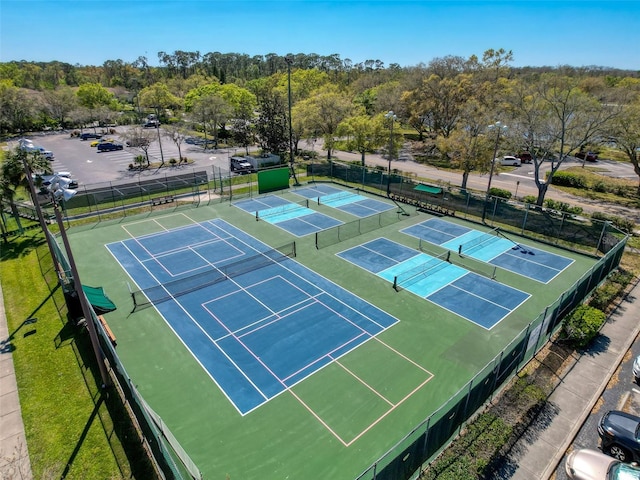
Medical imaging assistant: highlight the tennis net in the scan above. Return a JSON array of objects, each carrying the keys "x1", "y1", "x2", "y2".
[
  {"x1": 256, "y1": 200, "x2": 308, "y2": 220},
  {"x1": 393, "y1": 251, "x2": 450, "y2": 291},
  {"x1": 131, "y1": 241, "x2": 296, "y2": 311},
  {"x1": 317, "y1": 190, "x2": 358, "y2": 206},
  {"x1": 458, "y1": 228, "x2": 500, "y2": 256}
]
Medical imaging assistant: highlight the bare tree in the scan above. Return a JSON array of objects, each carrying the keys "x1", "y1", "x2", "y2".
[{"x1": 118, "y1": 127, "x2": 155, "y2": 166}]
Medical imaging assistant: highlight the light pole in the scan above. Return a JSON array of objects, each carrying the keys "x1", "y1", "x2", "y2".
[
  {"x1": 385, "y1": 110, "x2": 397, "y2": 196},
  {"x1": 48, "y1": 176, "x2": 111, "y2": 388},
  {"x1": 482, "y1": 121, "x2": 508, "y2": 222},
  {"x1": 285, "y1": 56, "x2": 299, "y2": 186}
]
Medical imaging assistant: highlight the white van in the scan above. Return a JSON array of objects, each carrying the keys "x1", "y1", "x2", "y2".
[{"x1": 500, "y1": 155, "x2": 521, "y2": 166}]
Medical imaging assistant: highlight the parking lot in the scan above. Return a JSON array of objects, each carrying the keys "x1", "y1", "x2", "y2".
[{"x1": 8, "y1": 128, "x2": 232, "y2": 188}]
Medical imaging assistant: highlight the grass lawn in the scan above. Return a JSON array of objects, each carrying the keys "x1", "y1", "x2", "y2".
[{"x1": 1, "y1": 231, "x2": 156, "y2": 479}]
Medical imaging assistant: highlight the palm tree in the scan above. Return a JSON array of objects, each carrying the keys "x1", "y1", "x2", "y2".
[{"x1": 0, "y1": 147, "x2": 52, "y2": 236}]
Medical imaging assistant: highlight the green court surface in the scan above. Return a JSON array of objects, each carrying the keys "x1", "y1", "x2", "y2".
[{"x1": 65, "y1": 187, "x2": 597, "y2": 480}]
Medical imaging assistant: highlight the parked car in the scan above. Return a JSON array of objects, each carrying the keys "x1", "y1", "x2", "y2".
[
  {"x1": 565, "y1": 448, "x2": 640, "y2": 479},
  {"x1": 576, "y1": 151, "x2": 598, "y2": 162},
  {"x1": 97, "y1": 141, "x2": 124, "y2": 152},
  {"x1": 79, "y1": 132, "x2": 102, "y2": 140},
  {"x1": 91, "y1": 138, "x2": 116, "y2": 147},
  {"x1": 500, "y1": 155, "x2": 521, "y2": 166},
  {"x1": 518, "y1": 152, "x2": 533, "y2": 163},
  {"x1": 230, "y1": 156, "x2": 255, "y2": 174},
  {"x1": 126, "y1": 138, "x2": 150, "y2": 147},
  {"x1": 633, "y1": 355, "x2": 640, "y2": 383},
  {"x1": 143, "y1": 119, "x2": 160, "y2": 128},
  {"x1": 598, "y1": 410, "x2": 640, "y2": 462},
  {"x1": 18, "y1": 139, "x2": 54, "y2": 160}
]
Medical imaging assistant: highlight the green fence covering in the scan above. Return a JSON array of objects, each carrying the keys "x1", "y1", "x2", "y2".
[{"x1": 414, "y1": 184, "x2": 442, "y2": 194}]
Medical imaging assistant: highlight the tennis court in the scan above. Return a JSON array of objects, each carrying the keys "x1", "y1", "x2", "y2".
[
  {"x1": 294, "y1": 184, "x2": 396, "y2": 217},
  {"x1": 402, "y1": 218, "x2": 573, "y2": 283},
  {"x1": 106, "y1": 218, "x2": 399, "y2": 414},
  {"x1": 234, "y1": 195, "x2": 342, "y2": 236},
  {"x1": 337, "y1": 238, "x2": 530, "y2": 329},
  {"x1": 68, "y1": 185, "x2": 599, "y2": 480}
]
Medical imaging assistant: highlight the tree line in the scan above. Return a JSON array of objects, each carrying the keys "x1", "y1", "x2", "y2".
[{"x1": 1, "y1": 48, "x2": 640, "y2": 211}]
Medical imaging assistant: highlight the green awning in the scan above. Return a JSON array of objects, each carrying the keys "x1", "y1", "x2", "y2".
[
  {"x1": 82, "y1": 285, "x2": 117, "y2": 315},
  {"x1": 414, "y1": 184, "x2": 442, "y2": 194}
]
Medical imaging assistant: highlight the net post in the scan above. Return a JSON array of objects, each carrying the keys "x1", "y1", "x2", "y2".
[
  {"x1": 292, "y1": 241, "x2": 297, "y2": 258},
  {"x1": 127, "y1": 282, "x2": 138, "y2": 313},
  {"x1": 315, "y1": 232, "x2": 319, "y2": 249},
  {"x1": 458, "y1": 244, "x2": 462, "y2": 256},
  {"x1": 393, "y1": 276, "x2": 399, "y2": 291},
  {"x1": 255, "y1": 211, "x2": 259, "y2": 221},
  {"x1": 492, "y1": 266, "x2": 497, "y2": 280},
  {"x1": 317, "y1": 196, "x2": 321, "y2": 205}
]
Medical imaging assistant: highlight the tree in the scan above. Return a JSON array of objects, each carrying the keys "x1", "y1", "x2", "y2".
[
  {"x1": 119, "y1": 127, "x2": 156, "y2": 166},
  {"x1": 255, "y1": 93, "x2": 288, "y2": 155},
  {"x1": 436, "y1": 99, "x2": 494, "y2": 191},
  {"x1": 42, "y1": 86, "x2": 77, "y2": 129},
  {"x1": 0, "y1": 80, "x2": 38, "y2": 134},
  {"x1": 337, "y1": 114, "x2": 386, "y2": 165},
  {"x1": 294, "y1": 85, "x2": 354, "y2": 159},
  {"x1": 0, "y1": 147, "x2": 52, "y2": 233},
  {"x1": 612, "y1": 101, "x2": 640, "y2": 194},
  {"x1": 163, "y1": 123, "x2": 191, "y2": 163}
]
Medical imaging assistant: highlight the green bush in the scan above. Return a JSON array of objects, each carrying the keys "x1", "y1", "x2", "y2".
[
  {"x1": 550, "y1": 171, "x2": 588, "y2": 189},
  {"x1": 591, "y1": 211, "x2": 636, "y2": 233},
  {"x1": 544, "y1": 199, "x2": 583, "y2": 215},
  {"x1": 489, "y1": 187, "x2": 512, "y2": 200},
  {"x1": 560, "y1": 304, "x2": 606, "y2": 348},
  {"x1": 522, "y1": 195, "x2": 537, "y2": 205}
]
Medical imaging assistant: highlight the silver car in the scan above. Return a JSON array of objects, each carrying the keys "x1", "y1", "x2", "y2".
[
  {"x1": 565, "y1": 448, "x2": 640, "y2": 479},
  {"x1": 633, "y1": 355, "x2": 640, "y2": 383}
]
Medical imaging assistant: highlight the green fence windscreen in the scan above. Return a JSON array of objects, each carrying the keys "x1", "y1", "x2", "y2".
[{"x1": 258, "y1": 167, "x2": 290, "y2": 194}]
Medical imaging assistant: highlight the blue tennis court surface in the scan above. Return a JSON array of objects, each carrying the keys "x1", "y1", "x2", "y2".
[
  {"x1": 107, "y1": 219, "x2": 398, "y2": 414},
  {"x1": 294, "y1": 185, "x2": 395, "y2": 217},
  {"x1": 337, "y1": 238, "x2": 530, "y2": 329},
  {"x1": 401, "y1": 218, "x2": 573, "y2": 283},
  {"x1": 234, "y1": 195, "x2": 342, "y2": 236}
]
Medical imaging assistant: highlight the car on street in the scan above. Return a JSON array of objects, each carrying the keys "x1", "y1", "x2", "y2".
[
  {"x1": 97, "y1": 141, "x2": 124, "y2": 152},
  {"x1": 576, "y1": 151, "x2": 598, "y2": 162},
  {"x1": 598, "y1": 410, "x2": 640, "y2": 462},
  {"x1": 500, "y1": 155, "x2": 521, "y2": 166},
  {"x1": 79, "y1": 132, "x2": 102, "y2": 140},
  {"x1": 565, "y1": 448, "x2": 640, "y2": 479},
  {"x1": 633, "y1": 356, "x2": 640, "y2": 384}
]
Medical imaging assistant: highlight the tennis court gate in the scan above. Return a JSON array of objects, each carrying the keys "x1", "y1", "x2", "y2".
[{"x1": 354, "y1": 237, "x2": 625, "y2": 480}]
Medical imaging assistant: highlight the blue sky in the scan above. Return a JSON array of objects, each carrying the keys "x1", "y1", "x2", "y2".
[{"x1": 1, "y1": 1, "x2": 638, "y2": 70}]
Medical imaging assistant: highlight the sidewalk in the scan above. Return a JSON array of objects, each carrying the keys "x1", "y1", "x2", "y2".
[
  {"x1": 500, "y1": 278, "x2": 640, "y2": 479},
  {"x1": 0, "y1": 280, "x2": 32, "y2": 479}
]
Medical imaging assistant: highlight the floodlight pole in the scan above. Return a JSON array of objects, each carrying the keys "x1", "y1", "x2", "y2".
[
  {"x1": 385, "y1": 111, "x2": 397, "y2": 196},
  {"x1": 482, "y1": 121, "x2": 507, "y2": 223},
  {"x1": 285, "y1": 56, "x2": 299, "y2": 186},
  {"x1": 52, "y1": 190, "x2": 111, "y2": 389}
]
